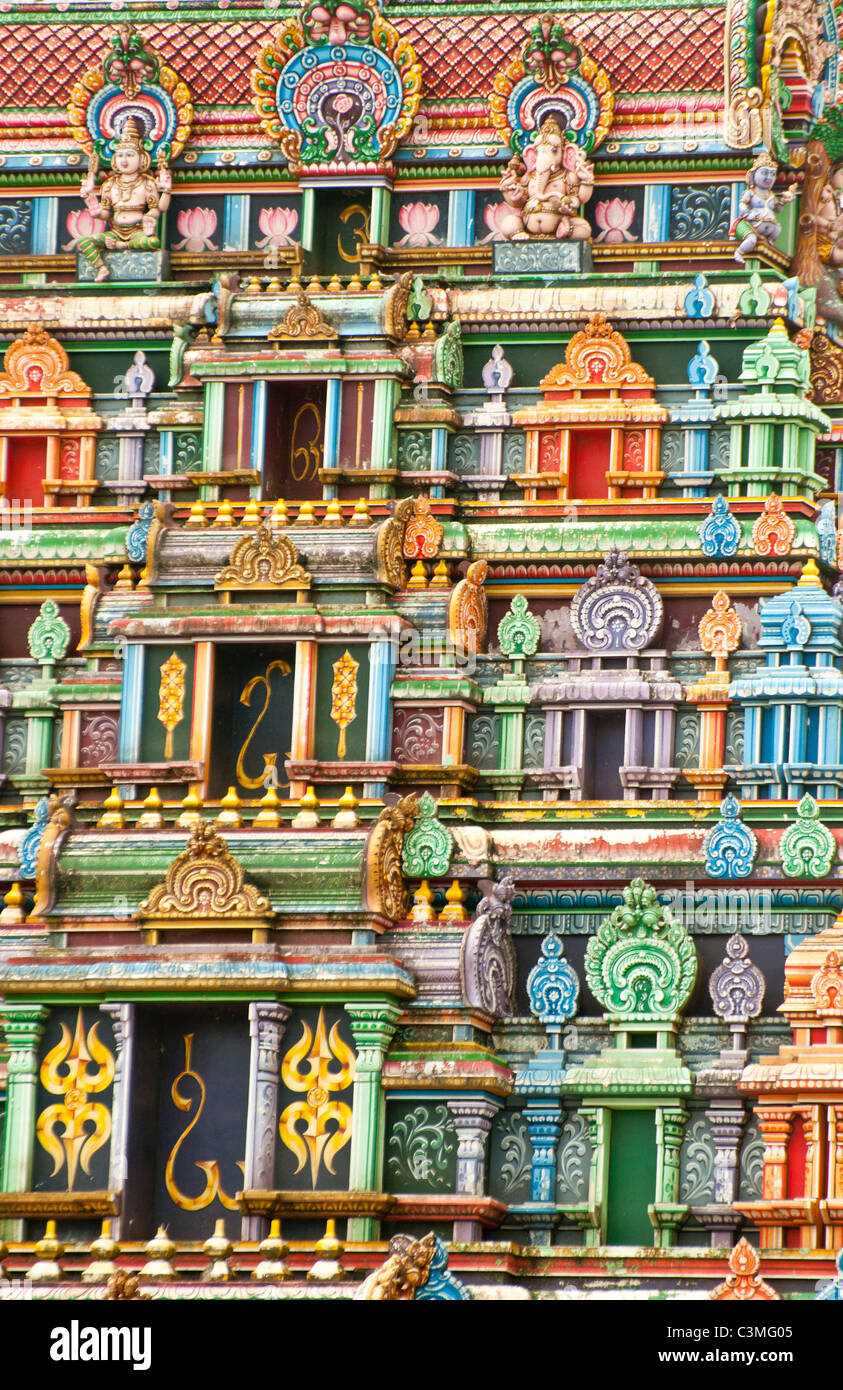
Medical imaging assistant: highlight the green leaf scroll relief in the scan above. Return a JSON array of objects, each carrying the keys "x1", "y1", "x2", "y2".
[
  {"x1": 779, "y1": 794, "x2": 836, "y2": 879},
  {"x1": 401, "y1": 791, "x2": 454, "y2": 878},
  {"x1": 584, "y1": 877, "x2": 697, "y2": 1022},
  {"x1": 387, "y1": 1103, "x2": 456, "y2": 1190}
]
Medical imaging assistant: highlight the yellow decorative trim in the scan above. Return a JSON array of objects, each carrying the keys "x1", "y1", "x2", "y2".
[{"x1": 215, "y1": 523, "x2": 311, "y2": 592}]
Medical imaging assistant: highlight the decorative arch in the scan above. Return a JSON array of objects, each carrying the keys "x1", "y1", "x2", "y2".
[
  {"x1": 490, "y1": 15, "x2": 613, "y2": 155},
  {"x1": 67, "y1": 23, "x2": 193, "y2": 162},
  {"x1": 250, "y1": 0, "x2": 422, "y2": 177},
  {"x1": 512, "y1": 313, "x2": 668, "y2": 501}
]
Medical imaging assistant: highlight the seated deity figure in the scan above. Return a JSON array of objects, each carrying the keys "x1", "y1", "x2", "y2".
[
  {"x1": 498, "y1": 116, "x2": 594, "y2": 241},
  {"x1": 815, "y1": 164, "x2": 843, "y2": 268},
  {"x1": 732, "y1": 151, "x2": 796, "y2": 266},
  {"x1": 78, "y1": 116, "x2": 172, "y2": 282}
]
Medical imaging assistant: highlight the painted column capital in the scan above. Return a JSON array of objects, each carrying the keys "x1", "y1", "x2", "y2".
[
  {"x1": 344, "y1": 1000, "x2": 402, "y2": 1069},
  {"x1": 1, "y1": 1002, "x2": 48, "y2": 1060}
]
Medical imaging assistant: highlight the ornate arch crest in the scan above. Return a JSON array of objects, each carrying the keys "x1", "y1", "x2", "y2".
[
  {"x1": 137, "y1": 823, "x2": 273, "y2": 930},
  {"x1": 541, "y1": 313, "x2": 655, "y2": 392},
  {"x1": 67, "y1": 23, "x2": 193, "y2": 163},
  {"x1": 490, "y1": 15, "x2": 613, "y2": 155},
  {"x1": 250, "y1": 0, "x2": 422, "y2": 176},
  {"x1": 214, "y1": 524, "x2": 312, "y2": 593},
  {"x1": 571, "y1": 550, "x2": 663, "y2": 653},
  {"x1": 401, "y1": 791, "x2": 454, "y2": 878},
  {"x1": 0, "y1": 326, "x2": 90, "y2": 399},
  {"x1": 584, "y1": 878, "x2": 697, "y2": 1023}
]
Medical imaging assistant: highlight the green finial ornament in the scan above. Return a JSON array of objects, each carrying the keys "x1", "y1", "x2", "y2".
[
  {"x1": 780, "y1": 794, "x2": 836, "y2": 879},
  {"x1": 27, "y1": 599, "x2": 71, "y2": 665},
  {"x1": 497, "y1": 592, "x2": 541, "y2": 660},
  {"x1": 585, "y1": 877, "x2": 697, "y2": 1022},
  {"x1": 401, "y1": 791, "x2": 454, "y2": 878}
]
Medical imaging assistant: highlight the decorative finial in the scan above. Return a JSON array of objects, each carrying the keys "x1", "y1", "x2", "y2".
[
  {"x1": 216, "y1": 786, "x2": 243, "y2": 829},
  {"x1": 254, "y1": 784, "x2": 283, "y2": 828},
  {"x1": 186, "y1": 499, "x2": 207, "y2": 528},
  {"x1": 137, "y1": 787, "x2": 164, "y2": 830},
  {"x1": 177, "y1": 790, "x2": 203, "y2": 828},
  {"x1": 332, "y1": 786, "x2": 360, "y2": 829},
  {"x1": 292, "y1": 786, "x2": 321, "y2": 829},
  {"x1": 410, "y1": 879, "x2": 436, "y2": 922},
  {"x1": 98, "y1": 787, "x2": 126, "y2": 829},
  {"x1": 254, "y1": 1220, "x2": 291, "y2": 1282},
  {"x1": 439, "y1": 879, "x2": 467, "y2": 922},
  {"x1": 307, "y1": 1219, "x2": 345, "y2": 1282}
]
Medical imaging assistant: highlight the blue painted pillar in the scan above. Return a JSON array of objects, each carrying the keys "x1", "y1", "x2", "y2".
[
  {"x1": 251, "y1": 380, "x2": 267, "y2": 497},
  {"x1": 118, "y1": 643, "x2": 145, "y2": 764},
  {"x1": 365, "y1": 637, "x2": 397, "y2": 793},
  {"x1": 223, "y1": 195, "x2": 250, "y2": 252},
  {"x1": 525, "y1": 1101, "x2": 563, "y2": 1205},
  {"x1": 31, "y1": 197, "x2": 58, "y2": 255},
  {"x1": 448, "y1": 190, "x2": 474, "y2": 247},
  {"x1": 430, "y1": 426, "x2": 447, "y2": 500},
  {"x1": 643, "y1": 185, "x2": 670, "y2": 242},
  {"x1": 322, "y1": 377, "x2": 342, "y2": 499}
]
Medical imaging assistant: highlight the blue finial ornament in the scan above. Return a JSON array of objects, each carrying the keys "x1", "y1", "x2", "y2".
[
  {"x1": 781, "y1": 596, "x2": 812, "y2": 648},
  {"x1": 527, "y1": 931, "x2": 580, "y2": 1047},
  {"x1": 684, "y1": 274, "x2": 715, "y2": 319},
  {"x1": 698, "y1": 495, "x2": 741, "y2": 558},
  {"x1": 704, "y1": 794, "x2": 758, "y2": 879},
  {"x1": 415, "y1": 1236, "x2": 471, "y2": 1300},
  {"x1": 687, "y1": 340, "x2": 719, "y2": 388},
  {"x1": 126, "y1": 501, "x2": 156, "y2": 566},
  {"x1": 19, "y1": 797, "x2": 49, "y2": 878}
]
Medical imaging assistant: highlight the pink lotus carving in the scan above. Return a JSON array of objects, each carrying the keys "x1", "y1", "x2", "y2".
[
  {"x1": 396, "y1": 202, "x2": 442, "y2": 247},
  {"x1": 62, "y1": 208, "x2": 106, "y2": 250},
  {"x1": 594, "y1": 198, "x2": 637, "y2": 244},
  {"x1": 173, "y1": 207, "x2": 218, "y2": 252},
  {"x1": 480, "y1": 201, "x2": 511, "y2": 242},
  {"x1": 255, "y1": 205, "x2": 300, "y2": 248}
]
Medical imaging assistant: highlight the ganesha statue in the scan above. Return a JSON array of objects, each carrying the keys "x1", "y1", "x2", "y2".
[
  {"x1": 732, "y1": 151, "x2": 796, "y2": 266},
  {"x1": 815, "y1": 165, "x2": 843, "y2": 269},
  {"x1": 78, "y1": 116, "x2": 171, "y2": 282},
  {"x1": 498, "y1": 116, "x2": 593, "y2": 241}
]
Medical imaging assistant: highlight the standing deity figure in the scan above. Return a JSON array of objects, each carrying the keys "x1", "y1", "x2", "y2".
[
  {"x1": 815, "y1": 165, "x2": 843, "y2": 268},
  {"x1": 78, "y1": 117, "x2": 172, "y2": 283},
  {"x1": 732, "y1": 151, "x2": 796, "y2": 265},
  {"x1": 498, "y1": 116, "x2": 593, "y2": 241}
]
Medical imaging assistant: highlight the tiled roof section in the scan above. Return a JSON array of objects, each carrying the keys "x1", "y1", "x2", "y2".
[
  {"x1": 0, "y1": 10, "x2": 725, "y2": 109},
  {"x1": 0, "y1": 21, "x2": 269, "y2": 107},
  {"x1": 402, "y1": 9, "x2": 726, "y2": 98}
]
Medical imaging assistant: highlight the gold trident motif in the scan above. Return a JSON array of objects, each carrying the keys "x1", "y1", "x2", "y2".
[
  {"x1": 37, "y1": 1010, "x2": 115, "y2": 1191},
  {"x1": 279, "y1": 1009, "x2": 355, "y2": 1187}
]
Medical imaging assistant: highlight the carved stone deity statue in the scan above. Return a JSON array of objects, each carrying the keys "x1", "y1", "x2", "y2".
[
  {"x1": 498, "y1": 116, "x2": 593, "y2": 241},
  {"x1": 815, "y1": 164, "x2": 843, "y2": 268},
  {"x1": 732, "y1": 151, "x2": 796, "y2": 265},
  {"x1": 78, "y1": 117, "x2": 172, "y2": 282}
]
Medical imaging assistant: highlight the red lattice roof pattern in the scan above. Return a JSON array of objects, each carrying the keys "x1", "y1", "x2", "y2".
[{"x1": 0, "y1": 10, "x2": 725, "y2": 110}]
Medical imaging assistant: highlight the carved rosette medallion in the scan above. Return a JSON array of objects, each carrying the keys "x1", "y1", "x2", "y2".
[
  {"x1": 250, "y1": 0, "x2": 421, "y2": 176},
  {"x1": 584, "y1": 878, "x2": 697, "y2": 1023},
  {"x1": 571, "y1": 549, "x2": 662, "y2": 653}
]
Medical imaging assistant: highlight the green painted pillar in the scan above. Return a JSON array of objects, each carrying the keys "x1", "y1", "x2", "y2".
[
  {"x1": 344, "y1": 1000, "x2": 402, "y2": 1241},
  {"x1": 0, "y1": 1003, "x2": 48, "y2": 1240},
  {"x1": 201, "y1": 380, "x2": 226, "y2": 498},
  {"x1": 370, "y1": 377, "x2": 398, "y2": 492},
  {"x1": 580, "y1": 1106, "x2": 610, "y2": 1247},
  {"x1": 653, "y1": 1105, "x2": 687, "y2": 1248},
  {"x1": 370, "y1": 186, "x2": 391, "y2": 247}
]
